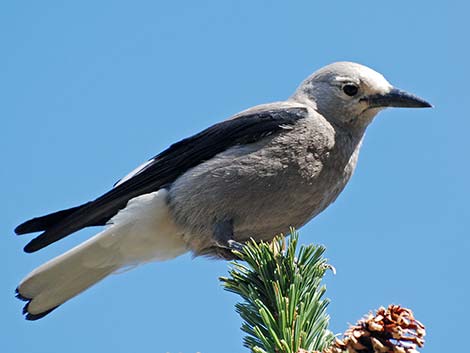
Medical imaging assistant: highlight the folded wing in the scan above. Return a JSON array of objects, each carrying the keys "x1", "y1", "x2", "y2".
[{"x1": 16, "y1": 104, "x2": 309, "y2": 253}]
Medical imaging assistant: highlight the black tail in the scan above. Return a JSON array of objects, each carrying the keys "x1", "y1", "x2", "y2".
[
  {"x1": 15, "y1": 205, "x2": 88, "y2": 235},
  {"x1": 15, "y1": 201, "x2": 112, "y2": 253}
]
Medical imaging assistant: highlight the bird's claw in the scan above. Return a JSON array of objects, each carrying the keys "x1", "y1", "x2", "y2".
[{"x1": 227, "y1": 240, "x2": 245, "y2": 252}]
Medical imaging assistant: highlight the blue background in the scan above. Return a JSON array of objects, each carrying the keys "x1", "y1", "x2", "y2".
[{"x1": 1, "y1": 1, "x2": 467, "y2": 352}]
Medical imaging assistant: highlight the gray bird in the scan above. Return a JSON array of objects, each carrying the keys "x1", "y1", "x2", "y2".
[{"x1": 15, "y1": 62, "x2": 431, "y2": 320}]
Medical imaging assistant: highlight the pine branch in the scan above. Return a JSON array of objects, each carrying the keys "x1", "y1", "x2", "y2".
[
  {"x1": 220, "y1": 230, "x2": 426, "y2": 353},
  {"x1": 220, "y1": 229, "x2": 334, "y2": 353}
]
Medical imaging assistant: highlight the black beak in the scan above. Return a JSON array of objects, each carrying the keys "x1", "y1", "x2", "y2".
[{"x1": 365, "y1": 88, "x2": 432, "y2": 109}]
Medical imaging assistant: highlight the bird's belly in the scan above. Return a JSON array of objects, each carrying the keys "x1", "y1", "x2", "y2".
[
  {"x1": 230, "y1": 163, "x2": 353, "y2": 242},
  {"x1": 167, "y1": 140, "x2": 358, "y2": 255}
]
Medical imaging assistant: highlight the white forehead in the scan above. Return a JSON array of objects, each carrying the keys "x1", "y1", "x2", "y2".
[{"x1": 312, "y1": 62, "x2": 392, "y2": 94}]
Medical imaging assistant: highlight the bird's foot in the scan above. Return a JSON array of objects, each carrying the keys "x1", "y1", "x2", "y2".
[
  {"x1": 227, "y1": 239, "x2": 245, "y2": 252},
  {"x1": 213, "y1": 220, "x2": 245, "y2": 257}
]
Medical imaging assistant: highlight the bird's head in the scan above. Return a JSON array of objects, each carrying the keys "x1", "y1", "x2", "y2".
[{"x1": 292, "y1": 62, "x2": 432, "y2": 129}]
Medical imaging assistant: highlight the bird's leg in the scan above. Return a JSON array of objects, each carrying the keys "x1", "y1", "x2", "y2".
[{"x1": 213, "y1": 219, "x2": 245, "y2": 253}]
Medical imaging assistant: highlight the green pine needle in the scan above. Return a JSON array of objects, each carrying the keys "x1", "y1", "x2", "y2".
[{"x1": 220, "y1": 229, "x2": 335, "y2": 353}]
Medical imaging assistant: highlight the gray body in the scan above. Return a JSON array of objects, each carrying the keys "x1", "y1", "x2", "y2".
[
  {"x1": 14, "y1": 62, "x2": 431, "y2": 319},
  {"x1": 169, "y1": 101, "x2": 363, "y2": 256}
]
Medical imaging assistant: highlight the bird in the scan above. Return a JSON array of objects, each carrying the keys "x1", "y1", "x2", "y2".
[{"x1": 15, "y1": 62, "x2": 432, "y2": 320}]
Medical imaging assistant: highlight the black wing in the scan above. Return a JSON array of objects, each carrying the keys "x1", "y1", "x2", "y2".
[{"x1": 16, "y1": 105, "x2": 308, "y2": 252}]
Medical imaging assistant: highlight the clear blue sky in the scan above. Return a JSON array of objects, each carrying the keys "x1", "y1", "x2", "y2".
[{"x1": 1, "y1": 1, "x2": 467, "y2": 352}]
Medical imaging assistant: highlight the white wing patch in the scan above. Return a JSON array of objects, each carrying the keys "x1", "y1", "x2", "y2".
[{"x1": 114, "y1": 159, "x2": 155, "y2": 187}]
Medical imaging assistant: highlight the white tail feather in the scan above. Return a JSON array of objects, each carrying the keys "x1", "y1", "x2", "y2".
[{"x1": 18, "y1": 189, "x2": 188, "y2": 317}]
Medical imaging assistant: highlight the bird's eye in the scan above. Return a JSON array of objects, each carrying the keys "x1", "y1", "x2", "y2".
[{"x1": 342, "y1": 84, "x2": 359, "y2": 97}]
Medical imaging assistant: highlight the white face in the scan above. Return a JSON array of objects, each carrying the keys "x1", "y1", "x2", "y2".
[
  {"x1": 298, "y1": 62, "x2": 394, "y2": 127},
  {"x1": 333, "y1": 68, "x2": 395, "y2": 125},
  {"x1": 294, "y1": 62, "x2": 431, "y2": 128}
]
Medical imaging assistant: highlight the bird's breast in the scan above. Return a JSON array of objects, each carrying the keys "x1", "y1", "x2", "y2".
[{"x1": 167, "y1": 120, "x2": 363, "y2": 255}]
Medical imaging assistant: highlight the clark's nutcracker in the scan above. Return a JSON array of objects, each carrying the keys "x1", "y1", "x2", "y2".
[{"x1": 15, "y1": 62, "x2": 431, "y2": 320}]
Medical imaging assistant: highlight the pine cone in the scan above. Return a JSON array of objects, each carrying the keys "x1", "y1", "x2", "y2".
[{"x1": 326, "y1": 305, "x2": 425, "y2": 353}]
